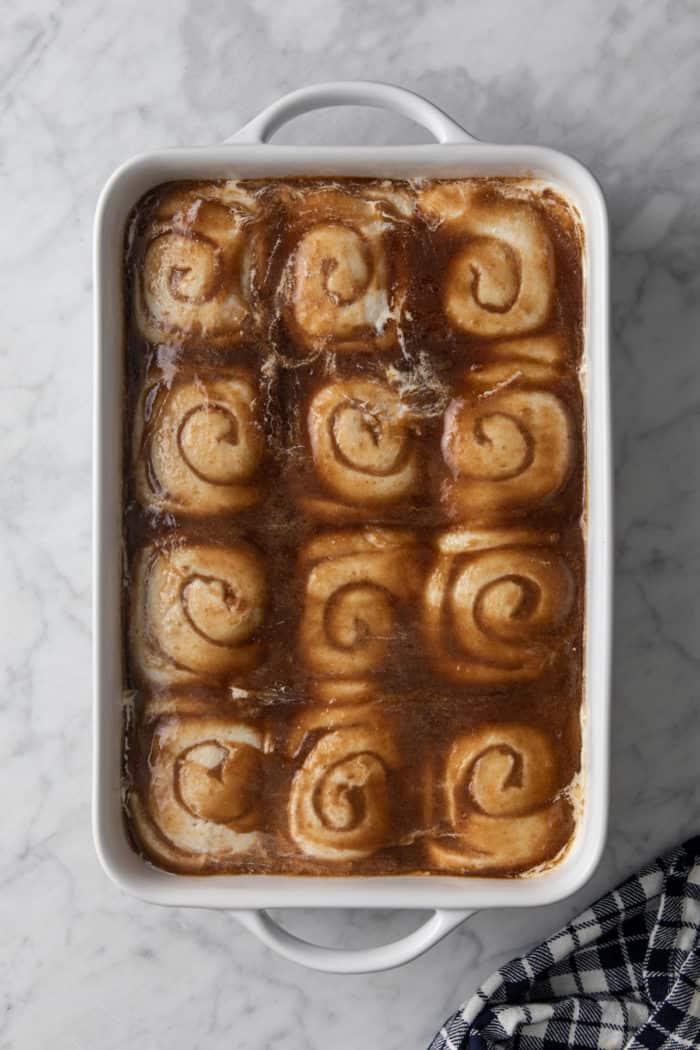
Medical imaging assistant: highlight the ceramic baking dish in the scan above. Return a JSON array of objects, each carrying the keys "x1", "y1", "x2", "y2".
[{"x1": 93, "y1": 81, "x2": 611, "y2": 973}]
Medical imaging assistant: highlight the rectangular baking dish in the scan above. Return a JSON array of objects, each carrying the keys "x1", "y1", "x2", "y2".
[{"x1": 93, "y1": 82, "x2": 611, "y2": 973}]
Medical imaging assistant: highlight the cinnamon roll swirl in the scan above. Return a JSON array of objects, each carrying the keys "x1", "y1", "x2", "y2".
[
  {"x1": 281, "y1": 188, "x2": 408, "y2": 352},
  {"x1": 131, "y1": 541, "x2": 266, "y2": 686},
  {"x1": 303, "y1": 378, "x2": 419, "y2": 518},
  {"x1": 134, "y1": 184, "x2": 264, "y2": 348},
  {"x1": 423, "y1": 528, "x2": 575, "y2": 685},
  {"x1": 287, "y1": 702, "x2": 400, "y2": 862},
  {"x1": 133, "y1": 370, "x2": 264, "y2": 515},
  {"x1": 426, "y1": 723, "x2": 574, "y2": 874},
  {"x1": 441, "y1": 343, "x2": 574, "y2": 520},
  {"x1": 129, "y1": 700, "x2": 264, "y2": 872},
  {"x1": 418, "y1": 182, "x2": 555, "y2": 338},
  {"x1": 299, "y1": 529, "x2": 422, "y2": 679}
]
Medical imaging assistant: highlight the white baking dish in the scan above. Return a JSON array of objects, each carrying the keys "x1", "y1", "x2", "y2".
[{"x1": 93, "y1": 81, "x2": 611, "y2": 973}]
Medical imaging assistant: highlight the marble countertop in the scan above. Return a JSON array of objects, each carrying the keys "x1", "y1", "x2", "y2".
[{"x1": 2, "y1": 0, "x2": 699, "y2": 1046}]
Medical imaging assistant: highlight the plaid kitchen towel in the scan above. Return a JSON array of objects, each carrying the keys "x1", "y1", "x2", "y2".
[{"x1": 430, "y1": 837, "x2": 700, "y2": 1050}]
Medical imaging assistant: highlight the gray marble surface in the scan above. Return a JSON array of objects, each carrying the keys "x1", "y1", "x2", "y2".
[{"x1": 2, "y1": 0, "x2": 699, "y2": 1046}]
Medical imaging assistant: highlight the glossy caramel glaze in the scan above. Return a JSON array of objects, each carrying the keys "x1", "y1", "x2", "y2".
[{"x1": 122, "y1": 176, "x2": 585, "y2": 877}]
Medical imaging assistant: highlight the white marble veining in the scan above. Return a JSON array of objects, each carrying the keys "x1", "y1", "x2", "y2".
[{"x1": 1, "y1": 0, "x2": 699, "y2": 1046}]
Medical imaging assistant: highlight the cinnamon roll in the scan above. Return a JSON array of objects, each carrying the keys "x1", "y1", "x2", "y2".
[
  {"x1": 418, "y1": 182, "x2": 555, "y2": 338},
  {"x1": 129, "y1": 700, "x2": 264, "y2": 872},
  {"x1": 303, "y1": 378, "x2": 419, "y2": 518},
  {"x1": 423, "y1": 528, "x2": 575, "y2": 685},
  {"x1": 426, "y1": 723, "x2": 574, "y2": 874},
  {"x1": 133, "y1": 370, "x2": 264, "y2": 515},
  {"x1": 299, "y1": 529, "x2": 422, "y2": 679},
  {"x1": 131, "y1": 541, "x2": 266, "y2": 686},
  {"x1": 287, "y1": 701, "x2": 400, "y2": 862},
  {"x1": 281, "y1": 188, "x2": 408, "y2": 352},
  {"x1": 441, "y1": 344, "x2": 574, "y2": 520},
  {"x1": 134, "y1": 184, "x2": 264, "y2": 348}
]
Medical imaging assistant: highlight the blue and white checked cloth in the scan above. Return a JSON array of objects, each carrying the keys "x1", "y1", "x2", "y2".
[{"x1": 430, "y1": 837, "x2": 700, "y2": 1050}]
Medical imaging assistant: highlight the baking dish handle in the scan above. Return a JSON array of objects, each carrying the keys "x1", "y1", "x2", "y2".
[
  {"x1": 226, "y1": 81, "x2": 477, "y2": 145},
  {"x1": 233, "y1": 907, "x2": 473, "y2": 974}
]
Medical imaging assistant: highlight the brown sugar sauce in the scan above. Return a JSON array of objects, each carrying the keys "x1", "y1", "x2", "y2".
[{"x1": 122, "y1": 177, "x2": 585, "y2": 877}]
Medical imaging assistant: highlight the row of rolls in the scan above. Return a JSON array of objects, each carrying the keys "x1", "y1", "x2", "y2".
[
  {"x1": 129, "y1": 525, "x2": 580, "y2": 691},
  {"x1": 131, "y1": 334, "x2": 580, "y2": 523},
  {"x1": 126, "y1": 691, "x2": 578, "y2": 875},
  {"x1": 130, "y1": 179, "x2": 577, "y2": 354}
]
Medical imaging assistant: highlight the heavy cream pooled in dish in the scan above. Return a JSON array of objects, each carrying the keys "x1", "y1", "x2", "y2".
[{"x1": 122, "y1": 176, "x2": 585, "y2": 877}]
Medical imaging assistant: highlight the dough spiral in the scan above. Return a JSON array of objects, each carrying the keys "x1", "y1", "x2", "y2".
[
  {"x1": 282, "y1": 188, "x2": 408, "y2": 352},
  {"x1": 423, "y1": 528, "x2": 575, "y2": 685},
  {"x1": 426, "y1": 723, "x2": 574, "y2": 874},
  {"x1": 129, "y1": 701, "x2": 264, "y2": 872},
  {"x1": 298, "y1": 529, "x2": 421, "y2": 679},
  {"x1": 287, "y1": 702, "x2": 399, "y2": 862},
  {"x1": 134, "y1": 371, "x2": 264, "y2": 514},
  {"x1": 418, "y1": 182, "x2": 555, "y2": 338},
  {"x1": 440, "y1": 340, "x2": 574, "y2": 520},
  {"x1": 304, "y1": 377, "x2": 419, "y2": 517},
  {"x1": 131, "y1": 541, "x2": 266, "y2": 686},
  {"x1": 134, "y1": 184, "x2": 264, "y2": 348}
]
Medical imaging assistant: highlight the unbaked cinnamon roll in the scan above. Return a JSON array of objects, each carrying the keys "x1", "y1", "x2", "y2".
[
  {"x1": 426, "y1": 723, "x2": 574, "y2": 874},
  {"x1": 418, "y1": 182, "x2": 555, "y2": 338},
  {"x1": 303, "y1": 378, "x2": 419, "y2": 518},
  {"x1": 441, "y1": 343, "x2": 574, "y2": 520},
  {"x1": 131, "y1": 541, "x2": 266, "y2": 686},
  {"x1": 287, "y1": 701, "x2": 399, "y2": 862},
  {"x1": 281, "y1": 188, "x2": 408, "y2": 352},
  {"x1": 423, "y1": 528, "x2": 575, "y2": 685},
  {"x1": 134, "y1": 183, "x2": 264, "y2": 348},
  {"x1": 299, "y1": 529, "x2": 421, "y2": 679},
  {"x1": 133, "y1": 370, "x2": 264, "y2": 515},
  {"x1": 129, "y1": 700, "x2": 264, "y2": 872}
]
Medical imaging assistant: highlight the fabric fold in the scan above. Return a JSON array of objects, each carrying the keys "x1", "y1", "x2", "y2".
[{"x1": 430, "y1": 837, "x2": 700, "y2": 1050}]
